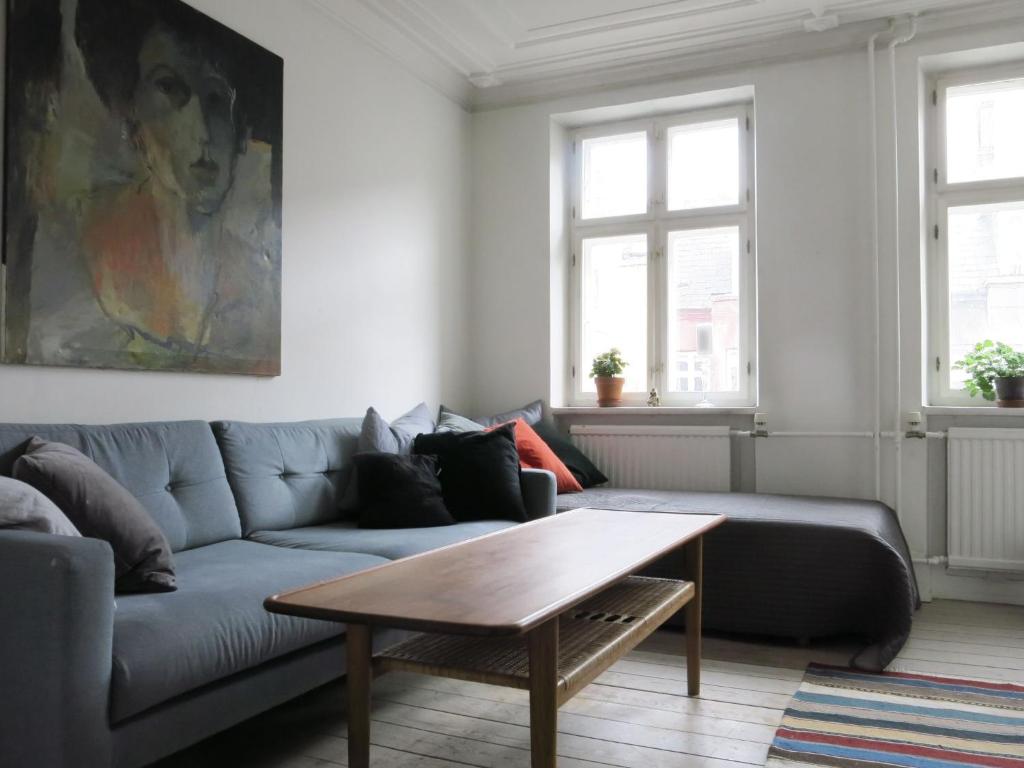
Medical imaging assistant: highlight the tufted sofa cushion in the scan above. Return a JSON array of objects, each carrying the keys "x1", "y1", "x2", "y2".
[
  {"x1": 212, "y1": 419, "x2": 362, "y2": 535},
  {"x1": 0, "y1": 422, "x2": 241, "y2": 552}
]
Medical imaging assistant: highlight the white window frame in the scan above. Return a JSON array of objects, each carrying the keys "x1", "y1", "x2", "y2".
[
  {"x1": 569, "y1": 103, "x2": 757, "y2": 406},
  {"x1": 927, "y1": 63, "x2": 1024, "y2": 406}
]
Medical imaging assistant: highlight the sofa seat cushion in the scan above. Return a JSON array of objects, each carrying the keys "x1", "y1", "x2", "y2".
[
  {"x1": 110, "y1": 540, "x2": 387, "y2": 723},
  {"x1": 249, "y1": 519, "x2": 516, "y2": 560}
]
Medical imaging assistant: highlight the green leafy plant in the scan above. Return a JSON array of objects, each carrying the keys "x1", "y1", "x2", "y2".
[
  {"x1": 954, "y1": 341, "x2": 1024, "y2": 401},
  {"x1": 590, "y1": 348, "x2": 628, "y2": 378}
]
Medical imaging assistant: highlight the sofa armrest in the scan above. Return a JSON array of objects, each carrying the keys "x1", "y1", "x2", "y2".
[
  {"x1": 0, "y1": 531, "x2": 115, "y2": 767},
  {"x1": 520, "y1": 469, "x2": 556, "y2": 520}
]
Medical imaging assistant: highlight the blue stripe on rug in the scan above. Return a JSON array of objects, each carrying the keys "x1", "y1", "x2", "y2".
[
  {"x1": 793, "y1": 692, "x2": 1024, "y2": 727},
  {"x1": 772, "y1": 737, "x2": 999, "y2": 768},
  {"x1": 807, "y1": 668, "x2": 1024, "y2": 701},
  {"x1": 785, "y1": 708, "x2": 1024, "y2": 744}
]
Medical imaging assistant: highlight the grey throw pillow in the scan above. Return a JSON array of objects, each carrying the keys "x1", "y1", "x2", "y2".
[
  {"x1": 436, "y1": 407, "x2": 486, "y2": 433},
  {"x1": 475, "y1": 399, "x2": 545, "y2": 428},
  {"x1": 358, "y1": 403, "x2": 435, "y2": 455},
  {"x1": 438, "y1": 400, "x2": 546, "y2": 430},
  {"x1": 13, "y1": 438, "x2": 177, "y2": 593},
  {"x1": 0, "y1": 476, "x2": 81, "y2": 536}
]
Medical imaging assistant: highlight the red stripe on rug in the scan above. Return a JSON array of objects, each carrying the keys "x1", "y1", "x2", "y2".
[
  {"x1": 776, "y1": 728, "x2": 1024, "y2": 768},
  {"x1": 809, "y1": 664, "x2": 1024, "y2": 694}
]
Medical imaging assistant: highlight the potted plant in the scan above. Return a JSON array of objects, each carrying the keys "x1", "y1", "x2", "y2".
[
  {"x1": 954, "y1": 340, "x2": 1024, "y2": 407},
  {"x1": 590, "y1": 348, "x2": 628, "y2": 406}
]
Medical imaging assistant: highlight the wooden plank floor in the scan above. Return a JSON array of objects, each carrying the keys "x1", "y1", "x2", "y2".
[{"x1": 153, "y1": 600, "x2": 1024, "y2": 768}]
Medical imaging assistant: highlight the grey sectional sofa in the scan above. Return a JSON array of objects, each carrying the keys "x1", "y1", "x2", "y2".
[{"x1": 0, "y1": 418, "x2": 556, "y2": 768}]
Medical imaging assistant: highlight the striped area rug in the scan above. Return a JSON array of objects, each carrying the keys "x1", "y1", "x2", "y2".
[{"x1": 766, "y1": 663, "x2": 1024, "y2": 767}]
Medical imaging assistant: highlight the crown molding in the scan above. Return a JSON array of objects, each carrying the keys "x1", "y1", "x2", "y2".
[
  {"x1": 472, "y1": 0, "x2": 1024, "y2": 110},
  {"x1": 303, "y1": 0, "x2": 475, "y2": 109},
  {"x1": 515, "y1": 0, "x2": 762, "y2": 47},
  {"x1": 304, "y1": 0, "x2": 1024, "y2": 112}
]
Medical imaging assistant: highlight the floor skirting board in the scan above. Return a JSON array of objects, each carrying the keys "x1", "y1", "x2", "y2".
[{"x1": 914, "y1": 561, "x2": 1024, "y2": 605}]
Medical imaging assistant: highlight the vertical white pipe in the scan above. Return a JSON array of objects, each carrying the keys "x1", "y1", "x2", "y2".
[
  {"x1": 868, "y1": 30, "x2": 882, "y2": 502},
  {"x1": 888, "y1": 17, "x2": 917, "y2": 522}
]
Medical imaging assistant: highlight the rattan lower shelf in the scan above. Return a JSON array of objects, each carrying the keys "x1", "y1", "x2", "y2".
[{"x1": 377, "y1": 576, "x2": 694, "y2": 704}]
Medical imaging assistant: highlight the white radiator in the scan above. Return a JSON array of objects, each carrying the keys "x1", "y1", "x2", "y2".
[
  {"x1": 569, "y1": 425, "x2": 731, "y2": 492},
  {"x1": 948, "y1": 427, "x2": 1024, "y2": 572}
]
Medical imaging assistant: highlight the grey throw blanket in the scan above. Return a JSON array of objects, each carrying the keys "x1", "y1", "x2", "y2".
[{"x1": 555, "y1": 489, "x2": 920, "y2": 670}]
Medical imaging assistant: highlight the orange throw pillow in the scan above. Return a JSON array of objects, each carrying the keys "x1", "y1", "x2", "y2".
[{"x1": 489, "y1": 419, "x2": 582, "y2": 494}]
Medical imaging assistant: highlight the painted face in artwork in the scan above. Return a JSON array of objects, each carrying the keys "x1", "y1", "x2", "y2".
[{"x1": 132, "y1": 27, "x2": 239, "y2": 215}]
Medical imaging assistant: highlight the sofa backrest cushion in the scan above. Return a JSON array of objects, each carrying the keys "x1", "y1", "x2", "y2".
[
  {"x1": 212, "y1": 419, "x2": 361, "y2": 535},
  {"x1": 0, "y1": 421, "x2": 241, "y2": 552}
]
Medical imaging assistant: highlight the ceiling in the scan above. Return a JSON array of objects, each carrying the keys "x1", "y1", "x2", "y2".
[{"x1": 306, "y1": 0, "x2": 1021, "y2": 107}]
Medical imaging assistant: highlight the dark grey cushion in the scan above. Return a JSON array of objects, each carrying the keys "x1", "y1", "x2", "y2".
[
  {"x1": 476, "y1": 399, "x2": 544, "y2": 427},
  {"x1": 212, "y1": 419, "x2": 362, "y2": 535},
  {"x1": 249, "y1": 519, "x2": 516, "y2": 560},
  {"x1": 0, "y1": 476, "x2": 80, "y2": 536},
  {"x1": 109, "y1": 539, "x2": 387, "y2": 723},
  {"x1": 414, "y1": 424, "x2": 527, "y2": 522},
  {"x1": 358, "y1": 403, "x2": 434, "y2": 454},
  {"x1": 0, "y1": 421, "x2": 241, "y2": 552},
  {"x1": 14, "y1": 439, "x2": 176, "y2": 593}
]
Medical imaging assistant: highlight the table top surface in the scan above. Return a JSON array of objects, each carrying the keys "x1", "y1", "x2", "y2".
[{"x1": 265, "y1": 507, "x2": 725, "y2": 636}]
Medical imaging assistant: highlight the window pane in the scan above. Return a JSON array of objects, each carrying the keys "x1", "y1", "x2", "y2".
[
  {"x1": 581, "y1": 234, "x2": 647, "y2": 392},
  {"x1": 666, "y1": 118, "x2": 740, "y2": 211},
  {"x1": 581, "y1": 132, "x2": 647, "y2": 219},
  {"x1": 947, "y1": 201, "x2": 1024, "y2": 389},
  {"x1": 667, "y1": 227, "x2": 741, "y2": 395},
  {"x1": 946, "y1": 79, "x2": 1024, "y2": 183}
]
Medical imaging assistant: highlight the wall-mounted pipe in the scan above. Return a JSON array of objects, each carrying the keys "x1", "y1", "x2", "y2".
[
  {"x1": 729, "y1": 430, "x2": 947, "y2": 439},
  {"x1": 867, "y1": 25, "x2": 888, "y2": 503},
  {"x1": 888, "y1": 16, "x2": 918, "y2": 525},
  {"x1": 732, "y1": 430, "x2": 876, "y2": 438}
]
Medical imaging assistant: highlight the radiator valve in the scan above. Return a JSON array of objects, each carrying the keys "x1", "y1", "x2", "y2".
[{"x1": 905, "y1": 411, "x2": 926, "y2": 439}]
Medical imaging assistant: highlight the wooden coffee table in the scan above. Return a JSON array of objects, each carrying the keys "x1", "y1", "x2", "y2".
[{"x1": 265, "y1": 507, "x2": 724, "y2": 768}]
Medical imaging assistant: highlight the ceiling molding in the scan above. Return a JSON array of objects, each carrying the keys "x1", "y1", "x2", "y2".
[
  {"x1": 368, "y1": 0, "x2": 498, "y2": 75},
  {"x1": 473, "y1": 17, "x2": 891, "y2": 111},
  {"x1": 472, "y1": 0, "x2": 1024, "y2": 110},
  {"x1": 302, "y1": 0, "x2": 475, "y2": 108},
  {"x1": 305, "y1": 0, "x2": 1024, "y2": 112},
  {"x1": 487, "y1": 12, "x2": 811, "y2": 81},
  {"x1": 515, "y1": 0, "x2": 762, "y2": 47}
]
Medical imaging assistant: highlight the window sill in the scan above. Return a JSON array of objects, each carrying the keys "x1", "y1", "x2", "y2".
[
  {"x1": 553, "y1": 406, "x2": 756, "y2": 416},
  {"x1": 923, "y1": 405, "x2": 1024, "y2": 417}
]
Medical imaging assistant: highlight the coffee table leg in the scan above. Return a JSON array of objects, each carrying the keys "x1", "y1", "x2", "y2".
[
  {"x1": 528, "y1": 618, "x2": 559, "y2": 768},
  {"x1": 684, "y1": 536, "x2": 703, "y2": 697},
  {"x1": 346, "y1": 623, "x2": 372, "y2": 768}
]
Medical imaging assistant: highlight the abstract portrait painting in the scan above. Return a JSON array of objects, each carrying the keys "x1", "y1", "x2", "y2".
[{"x1": 3, "y1": 0, "x2": 283, "y2": 375}]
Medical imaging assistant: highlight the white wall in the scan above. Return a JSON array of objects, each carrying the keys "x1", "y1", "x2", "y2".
[
  {"x1": 471, "y1": 51, "x2": 877, "y2": 487},
  {"x1": 469, "y1": 14, "x2": 1024, "y2": 602},
  {"x1": 0, "y1": 0, "x2": 472, "y2": 424}
]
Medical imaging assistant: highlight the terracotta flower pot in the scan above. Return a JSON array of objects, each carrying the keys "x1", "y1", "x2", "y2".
[
  {"x1": 595, "y1": 376, "x2": 625, "y2": 406},
  {"x1": 995, "y1": 376, "x2": 1024, "y2": 407}
]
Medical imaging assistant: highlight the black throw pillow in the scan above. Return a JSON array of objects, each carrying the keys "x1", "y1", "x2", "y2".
[
  {"x1": 13, "y1": 438, "x2": 177, "y2": 594},
  {"x1": 413, "y1": 424, "x2": 527, "y2": 523},
  {"x1": 352, "y1": 453, "x2": 454, "y2": 529},
  {"x1": 530, "y1": 421, "x2": 609, "y2": 488}
]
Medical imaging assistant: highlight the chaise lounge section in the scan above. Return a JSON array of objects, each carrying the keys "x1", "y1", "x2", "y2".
[{"x1": 556, "y1": 488, "x2": 920, "y2": 670}]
